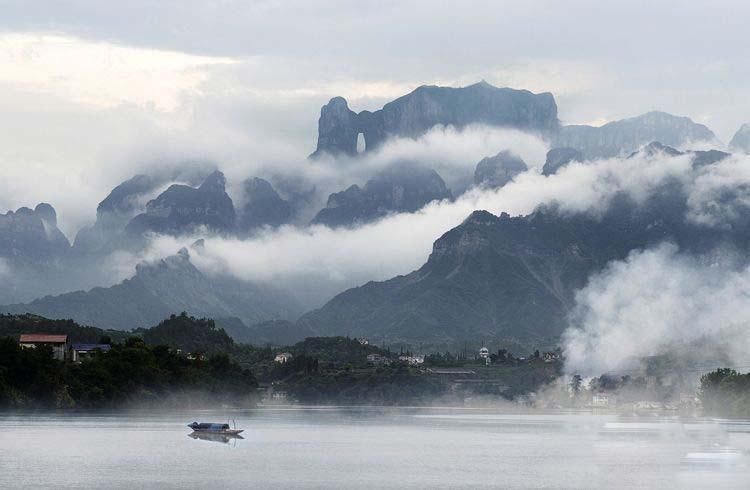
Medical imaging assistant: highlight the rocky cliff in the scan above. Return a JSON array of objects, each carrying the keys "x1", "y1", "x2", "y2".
[
  {"x1": 730, "y1": 124, "x2": 750, "y2": 154},
  {"x1": 299, "y1": 147, "x2": 746, "y2": 343},
  {"x1": 237, "y1": 177, "x2": 292, "y2": 233},
  {"x1": 311, "y1": 81, "x2": 559, "y2": 157},
  {"x1": 542, "y1": 148, "x2": 585, "y2": 176},
  {"x1": 556, "y1": 111, "x2": 715, "y2": 159},
  {"x1": 0, "y1": 203, "x2": 70, "y2": 264},
  {"x1": 474, "y1": 150, "x2": 528, "y2": 188},
  {"x1": 312, "y1": 164, "x2": 452, "y2": 227},
  {"x1": 2, "y1": 247, "x2": 301, "y2": 329},
  {"x1": 125, "y1": 170, "x2": 236, "y2": 236}
]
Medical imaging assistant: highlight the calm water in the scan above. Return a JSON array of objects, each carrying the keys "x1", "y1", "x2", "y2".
[{"x1": 2, "y1": 407, "x2": 750, "y2": 489}]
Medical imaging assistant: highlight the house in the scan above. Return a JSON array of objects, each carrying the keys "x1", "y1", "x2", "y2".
[
  {"x1": 274, "y1": 352, "x2": 293, "y2": 363},
  {"x1": 366, "y1": 353, "x2": 391, "y2": 366},
  {"x1": 398, "y1": 355, "x2": 424, "y2": 365},
  {"x1": 357, "y1": 338, "x2": 369, "y2": 345},
  {"x1": 543, "y1": 351, "x2": 560, "y2": 363},
  {"x1": 19, "y1": 334, "x2": 69, "y2": 361},
  {"x1": 478, "y1": 347, "x2": 490, "y2": 359},
  {"x1": 592, "y1": 393, "x2": 617, "y2": 408},
  {"x1": 70, "y1": 343, "x2": 111, "y2": 362}
]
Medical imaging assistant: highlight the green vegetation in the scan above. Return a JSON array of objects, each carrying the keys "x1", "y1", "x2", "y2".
[
  {"x1": 0, "y1": 313, "x2": 128, "y2": 344},
  {"x1": 135, "y1": 313, "x2": 234, "y2": 354},
  {"x1": 0, "y1": 313, "x2": 565, "y2": 409},
  {"x1": 700, "y1": 368, "x2": 750, "y2": 417},
  {"x1": 0, "y1": 314, "x2": 257, "y2": 409}
]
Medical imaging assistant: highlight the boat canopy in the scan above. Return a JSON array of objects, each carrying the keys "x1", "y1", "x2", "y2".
[{"x1": 188, "y1": 422, "x2": 231, "y2": 431}]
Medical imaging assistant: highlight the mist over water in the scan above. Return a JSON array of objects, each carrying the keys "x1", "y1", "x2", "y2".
[{"x1": 3, "y1": 408, "x2": 750, "y2": 489}]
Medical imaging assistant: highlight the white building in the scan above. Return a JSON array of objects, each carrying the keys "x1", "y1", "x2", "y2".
[
  {"x1": 398, "y1": 355, "x2": 425, "y2": 365},
  {"x1": 274, "y1": 352, "x2": 294, "y2": 364},
  {"x1": 592, "y1": 393, "x2": 617, "y2": 408},
  {"x1": 478, "y1": 347, "x2": 490, "y2": 359}
]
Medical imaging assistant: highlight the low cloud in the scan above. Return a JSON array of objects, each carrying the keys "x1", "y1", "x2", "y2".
[
  {"x1": 130, "y1": 144, "x2": 745, "y2": 308},
  {"x1": 563, "y1": 243, "x2": 750, "y2": 375}
]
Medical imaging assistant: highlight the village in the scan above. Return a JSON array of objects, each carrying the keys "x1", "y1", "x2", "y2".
[{"x1": 2, "y1": 315, "x2": 714, "y2": 413}]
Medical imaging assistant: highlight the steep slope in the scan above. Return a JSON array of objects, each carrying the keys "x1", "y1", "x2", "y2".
[
  {"x1": 474, "y1": 151, "x2": 528, "y2": 188},
  {"x1": 729, "y1": 124, "x2": 750, "y2": 154},
  {"x1": 542, "y1": 148, "x2": 585, "y2": 176},
  {"x1": 311, "y1": 81, "x2": 558, "y2": 157},
  {"x1": 300, "y1": 152, "x2": 748, "y2": 343},
  {"x1": 556, "y1": 111, "x2": 715, "y2": 159},
  {"x1": 312, "y1": 164, "x2": 452, "y2": 227},
  {"x1": 2, "y1": 248, "x2": 301, "y2": 329},
  {"x1": 237, "y1": 177, "x2": 292, "y2": 233},
  {"x1": 0, "y1": 203, "x2": 70, "y2": 264},
  {"x1": 125, "y1": 170, "x2": 236, "y2": 236}
]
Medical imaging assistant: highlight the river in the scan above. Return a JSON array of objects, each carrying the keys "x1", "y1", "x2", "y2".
[{"x1": 2, "y1": 407, "x2": 749, "y2": 488}]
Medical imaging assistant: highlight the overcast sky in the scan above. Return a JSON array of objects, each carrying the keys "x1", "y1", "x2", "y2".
[{"x1": 1, "y1": 0, "x2": 749, "y2": 235}]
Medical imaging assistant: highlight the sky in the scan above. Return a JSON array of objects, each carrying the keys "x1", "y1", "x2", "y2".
[{"x1": 1, "y1": 0, "x2": 750, "y2": 235}]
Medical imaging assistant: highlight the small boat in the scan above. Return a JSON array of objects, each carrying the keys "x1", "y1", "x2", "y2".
[{"x1": 187, "y1": 421, "x2": 244, "y2": 436}]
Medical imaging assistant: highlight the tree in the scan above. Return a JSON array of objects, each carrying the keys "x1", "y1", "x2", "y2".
[{"x1": 570, "y1": 374, "x2": 582, "y2": 395}]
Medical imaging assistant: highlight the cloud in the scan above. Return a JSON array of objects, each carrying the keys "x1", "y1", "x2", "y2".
[
  {"x1": 0, "y1": 33, "x2": 235, "y2": 111},
  {"x1": 563, "y1": 243, "x2": 750, "y2": 375},
  {"x1": 122, "y1": 141, "x2": 721, "y2": 309}
]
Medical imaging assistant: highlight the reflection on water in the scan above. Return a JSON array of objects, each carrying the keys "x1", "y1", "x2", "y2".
[
  {"x1": 1, "y1": 407, "x2": 749, "y2": 489},
  {"x1": 188, "y1": 431, "x2": 245, "y2": 444}
]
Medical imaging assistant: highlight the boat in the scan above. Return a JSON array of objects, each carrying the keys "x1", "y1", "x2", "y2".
[{"x1": 187, "y1": 421, "x2": 244, "y2": 436}]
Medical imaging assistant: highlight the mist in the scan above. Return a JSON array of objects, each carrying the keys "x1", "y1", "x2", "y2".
[
  {"x1": 563, "y1": 243, "x2": 750, "y2": 375},
  {"x1": 123, "y1": 137, "x2": 744, "y2": 309}
]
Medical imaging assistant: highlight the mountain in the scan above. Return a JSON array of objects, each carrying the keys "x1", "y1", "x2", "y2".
[
  {"x1": 556, "y1": 111, "x2": 716, "y2": 159},
  {"x1": 542, "y1": 148, "x2": 585, "y2": 176},
  {"x1": 299, "y1": 147, "x2": 746, "y2": 344},
  {"x1": 1, "y1": 248, "x2": 301, "y2": 330},
  {"x1": 74, "y1": 174, "x2": 161, "y2": 254},
  {"x1": 74, "y1": 169, "x2": 209, "y2": 254},
  {"x1": 474, "y1": 150, "x2": 528, "y2": 188},
  {"x1": 237, "y1": 177, "x2": 292, "y2": 233},
  {"x1": 125, "y1": 171, "x2": 236, "y2": 237},
  {"x1": 215, "y1": 317, "x2": 316, "y2": 346},
  {"x1": 0, "y1": 203, "x2": 70, "y2": 264},
  {"x1": 311, "y1": 164, "x2": 452, "y2": 227},
  {"x1": 311, "y1": 81, "x2": 559, "y2": 157},
  {"x1": 729, "y1": 124, "x2": 750, "y2": 154}
]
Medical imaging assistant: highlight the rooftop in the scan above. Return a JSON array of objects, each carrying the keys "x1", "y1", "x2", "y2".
[
  {"x1": 72, "y1": 344, "x2": 112, "y2": 352},
  {"x1": 19, "y1": 334, "x2": 68, "y2": 344}
]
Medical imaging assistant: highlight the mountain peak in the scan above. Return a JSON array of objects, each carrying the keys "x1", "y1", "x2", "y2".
[{"x1": 199, "y1": 170, "x2": 227, "y2": 193}]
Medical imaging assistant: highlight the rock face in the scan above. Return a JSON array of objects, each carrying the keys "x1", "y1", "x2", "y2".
[
  {"x1": 311, "y1": 81, "x2": 559, "y2": 157},
  {"x1": 74, "y1": 170, "x2": 208, "y2": 253},
  {"x1": 312, "y1": 165, "x2": 452, "y2": 227},
  {"x1": 0, "y1": 203, "x2": 70, "y2": 263},
  {"x1": 729, "y1": 124, "x2": 750, "y2": 154},
  {"x1": 74, "y1": 174, "x2": 160, "y2": 253},
  {"x1": 237, "y1": 177, "x2": 291, "y2": 233},
  {"x1": 474, "y1": 151, "x2": 528, "y2": 188},
  {"x1": 2, "y1": 248, "x2": 301, "y2": 329},
  {"x1": 542, "y1": 148, "x2": 585, "y2": 176},
  {"x1": 629, "y1": 141, "x2": 730, "y2": 168},
  {"x1": 299, "y1": 158, "x2": 750, "y2": 344},
  {"x1": 126, "y1": 171, "x2": 236, "y2": 236},
  {"x1": 556, "y1": 111, "x2": 716, "y2": 159}
]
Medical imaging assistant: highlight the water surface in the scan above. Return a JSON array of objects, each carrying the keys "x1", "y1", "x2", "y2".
[{"x1": 2, "y1": 407, "x2": 749, "y2": 489}]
